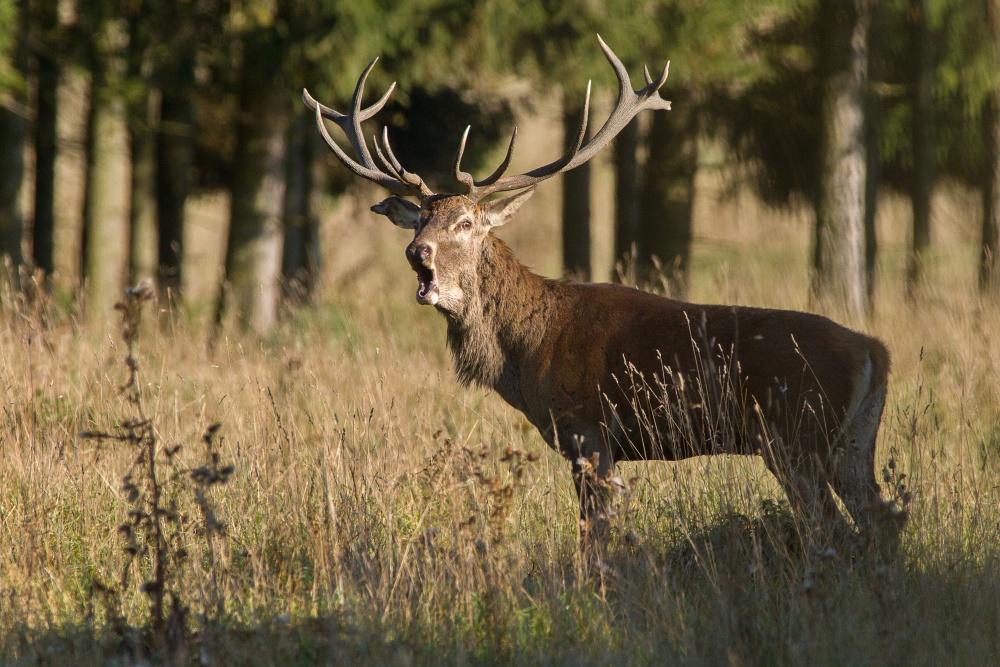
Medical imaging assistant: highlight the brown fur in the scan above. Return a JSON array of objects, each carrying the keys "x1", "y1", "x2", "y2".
[{"x1": 449, "y1": 235, "x2": 888, "y2": 460}]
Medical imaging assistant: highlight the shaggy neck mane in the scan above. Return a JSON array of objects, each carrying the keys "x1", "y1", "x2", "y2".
[{"x1": 444, "y1": 234, "x2": 559, "y2": 389}]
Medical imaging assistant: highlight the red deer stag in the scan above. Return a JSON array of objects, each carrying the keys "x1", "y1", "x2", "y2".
[{"x1": 303, "y1": 36, "x2": 905, "y2": 551}]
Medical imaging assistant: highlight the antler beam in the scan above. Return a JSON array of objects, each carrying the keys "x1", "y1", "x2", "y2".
[
  {"x1": 454, "y1": 35, "x2": 671, "y2": 200},
  {"x1": 305, "y1": 36, "x2": 669, "y2": 202}
]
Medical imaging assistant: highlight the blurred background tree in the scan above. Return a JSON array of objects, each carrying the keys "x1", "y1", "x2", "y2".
[
  {"x1": 0, "y1": 0, "x2": 27, "y2": 274},
  {"x1": 716, "y1": 0, "x2": 999, "y2": 308},
  {"x1": 0, "y1": 0, "x2": 997, "y2": 327},
  {"x1": 500, "y1": 0, "x2": 604, "y2": 280},
  {"x1": 602, "y1": 0, "x2": 803, "y2": 296},
  {"x1": 30, "y1": 0, "x2": 60, "y2": 281}
]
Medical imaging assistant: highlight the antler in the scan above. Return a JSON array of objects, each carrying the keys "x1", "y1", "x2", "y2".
[
  {"x1": 455, "y1": 35, "x2": 671, "y2": 200},
  {"x1": 303, "y1": 58, "x2": 434, "y2": 198}
]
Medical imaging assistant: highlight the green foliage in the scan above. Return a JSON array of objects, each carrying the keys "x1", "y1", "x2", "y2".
[
  {"x1": 719, "y1": 0, "x2": 999, "y2": 206},
  {"x1": 711, "y1": 3, "x2": 823, "y2": 206},
  {"x1": 494, "y1": 0, "x2": 806, "y2": 96},
  {"x1": 0, "y1": 0, "x2": 21, "y2": 94},
  {"x1": 609, "y1": 0, "x2": 808, "y2": 85},
  {"x1": 913, "y1": 0, "x2": 995, "y2": 183},
  {"x1": 498, "y1": 0, "x2": 605, "y2": 89}
]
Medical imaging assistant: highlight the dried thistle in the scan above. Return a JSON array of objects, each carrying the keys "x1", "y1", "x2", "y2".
[{"x1": 80, "y1": 283, "x2": 234, "y2": 657}]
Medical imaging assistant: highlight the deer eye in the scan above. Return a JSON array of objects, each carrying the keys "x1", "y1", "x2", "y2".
[{"x1": 459, "y1": 219, "x2": 473, "y2": 232}]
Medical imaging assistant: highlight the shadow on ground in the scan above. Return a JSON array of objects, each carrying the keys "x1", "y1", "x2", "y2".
[{"x1": 5, "y1": 507, "x2": 999, "y2": 666}]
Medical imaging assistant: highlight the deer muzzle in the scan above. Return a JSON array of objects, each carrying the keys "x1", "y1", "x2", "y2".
[{"x1": 406, "y1": 241, "x2": 439, "y2": 306}]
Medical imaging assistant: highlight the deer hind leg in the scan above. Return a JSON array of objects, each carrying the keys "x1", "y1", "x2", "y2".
[
  {"x1": 766, "y1": 452, "x2": 848, "y2": 538},
  {"x1": 828, "y1": 380, "x2": 905, "y2": 554},
  {"x1": 758, "y1": 422, "x2": 850, "y2": 540}
]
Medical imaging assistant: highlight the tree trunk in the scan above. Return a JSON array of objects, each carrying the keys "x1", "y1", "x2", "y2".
[
  {"x1": 81, "y1": 63, "x2": 129, "y2": 319},
  {"x1": 612, "y1": 119, "x2": 640, "y2": 284},
  {"x1": 983, "y1": 102, "x2": 1000, "y2": 295},
  {"x1": 864, "y1": 2, "x2": 883, "y2": 307},
  {"x1": 0, "y1": 0, "x2": 29, "y2": 271},
  {"x1": 218, "y1": 86, "x2": 288, "y2": 333},
  {"x1": 981, "y1": 1, "x2": 1000, "y2": 296},
  {"x1": 128, "y1": 91, "x2": 158, "y2": 286},
  {"x1": 639, "y1": 92, "x2": 697, "y2": 298},
  {"x1": 864, "y1": 88, "x2": 879, "y2": 307},
  {"x1": 126, "y1": 14, "x2": 158, "y2": 287},
  {"x1": 813, "y1": 0, "x2": 870, "y2": 321},
  {"x1": 906, "y1": 0, "x2": 933, "y2": 297},
  {"x1": 561, "y1": 95, "x2": 591, "y2": 280},
  {"x1": 155, "y1": 57, "x2": 194, "y2": 298},
  {"x1": 31, "y1": 0, "x2": 59, "y2": 278},
  {"x1": 281, "y1": 107, "x2": 319, "y2": 303}
]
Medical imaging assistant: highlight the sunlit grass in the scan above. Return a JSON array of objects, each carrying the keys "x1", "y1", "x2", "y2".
[{"x1": 1, "y1": 180, "x2": 999, "y2": 664}]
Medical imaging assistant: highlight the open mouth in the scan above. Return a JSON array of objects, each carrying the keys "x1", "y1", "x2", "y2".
[{"x1": 415, "y1": 264, "x2": 439, "y2": 305}]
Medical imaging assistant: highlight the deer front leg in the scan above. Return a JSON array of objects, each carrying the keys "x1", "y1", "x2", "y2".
[{"x1": 567, "y1": 430, "x2": 616, "y2": 563}]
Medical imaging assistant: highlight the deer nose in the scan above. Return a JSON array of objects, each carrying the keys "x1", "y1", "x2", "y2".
[{"x1": 407, "y1": 241, "x2": 435, "y2": 266}]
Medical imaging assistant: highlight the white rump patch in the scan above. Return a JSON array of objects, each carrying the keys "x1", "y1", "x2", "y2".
[{"x1": 843, "y1": 354, "x2": 874, "y2": 429}]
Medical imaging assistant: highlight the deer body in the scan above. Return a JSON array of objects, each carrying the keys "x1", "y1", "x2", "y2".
[
  {"x1": 305, "y1": 36, "x2": 903, "y2": 550},
  {"x1": 445, "y1": 233, "x2": 893, "y2": 539},
  {"x1": 451, "y1": 234, "x2": 887, "y2": 462}
]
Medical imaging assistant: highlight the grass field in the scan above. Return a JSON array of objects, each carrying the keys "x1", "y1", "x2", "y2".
[{"x1": 2, "y1": 172, "x2": 999, "y2": 665}]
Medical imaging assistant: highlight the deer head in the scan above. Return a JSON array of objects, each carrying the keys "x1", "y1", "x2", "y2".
[{"x1": 303, "y1": 36, "x2": 670, "y2": 312}]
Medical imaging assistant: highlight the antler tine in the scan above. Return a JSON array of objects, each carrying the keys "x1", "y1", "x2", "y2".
[
  {"x1": 347, "y1": 58, "x2": 380, "y2": 166},
  {"x1": 302, "y1": 82, "x2": 396, "y2": 124},
  {"x1": 304, "y1": 59, "x2": 433, "y2": 198},
  {"x1": 649, "y1": 61, "x2": 669, "y2": 93},
  {"x1": 597, "y1": 33, "x2": 632, "y2": 102},
  {"x1": 380, "y1": 126, "x2": 405, "y2": 174},
  {"x1": 453, "y1": 125, "x2": 475, "y2": 191},
  {"x1": 380, "y1": 127, "x2": 434, "y2": 197},
  {"x1": 565, "y1": 82, "x2": 591, "y2": 159},
  {"x1": 312, "y1": 103, "x2": 412, "y2": 196},
  {"x1": 454, "y1": 123, "x2": 522, "y2": 194},
  {"x1": 372, "y1": 132, "x2": 404, "y2": 180},
  {"x1": 468, "y1": 79, "x2": 592, "y2": 198},
  {"x1": 521, "y1": 79, "x2": 590, "y2": 178},
  {"x1": 498, "y1": 82, "x2": 591, "y2": 182},
  {"x1": 475, "y1": 126, "x2": 517, "y2": 187},
  {"x1": 471, "y1": 36, "x2": 670, "y2": 199}
]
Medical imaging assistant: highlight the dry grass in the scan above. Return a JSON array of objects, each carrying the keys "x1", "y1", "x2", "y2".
[{"x1": 1, "y1": 177, "x2": 1000, "y2": 665}]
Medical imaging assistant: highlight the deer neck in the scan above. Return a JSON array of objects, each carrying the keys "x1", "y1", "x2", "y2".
[{"x1": 444, "y1": 234, "x2": 558, "y2": 393}]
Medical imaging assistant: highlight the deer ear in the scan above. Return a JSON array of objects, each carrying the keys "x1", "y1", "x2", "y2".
[
  {"x1": 484, "y1": 188, "x2": 535, "y2": 228},
  {"x1": 371, "y1": 196, "x2": 421, "y2": 229}
]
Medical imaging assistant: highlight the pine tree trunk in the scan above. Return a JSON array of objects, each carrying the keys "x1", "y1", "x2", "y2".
[
  {"x1": 126, "y1": 13, "x2": 157, "y2": 286},
  {"x1": 81, "y1": 66, "x2": 129, "y2": 319},
  {"x1": 31, "y1": 0, "x2": 59, "y2": 278},
  {"x1": 907, "y1": 0, "x2": 933, "y2": 297},
  {"x1": 128, "y1": 90, "x2": 158, "y2": 286},
  {"x1": 0, "y1": 100, "x2": 25, "y2": 266},
  {"x1": 639, "y1": 92, "x2": 696, "y2": 298},
  {"x1": 983, "y1": 104, "x2": 1000, "y2": 295},
  {"x1": 813, "y1": 0, "x2": 870, "y2": 321},
  {"x1": 612, "y1": 120, "x2": 640, "y2": 283},
  {"x1": 864, "y1": 93, "x2": 879, "y2": 306},
  {"x1": 561, "y1": 95, "x2": 591, "y2": 280},
  {"x1": 155, "y1": 57, "x2": 194, "y2": 298},
  {"x1": 0, "y1": 0, "x2": 28, "y2": 271},
  {"x1": 864, "y1": 1, "x2": 883, "y2": 307},
  {"x1": 981, "y1": 1, "x2": 1000, "y2": 296},
  {"x1": 281, "y1": 108, "x2": 318, "y2": 303},
  {"x1": 219, "y1": 86, "x2": 288, "y2": 333}
]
